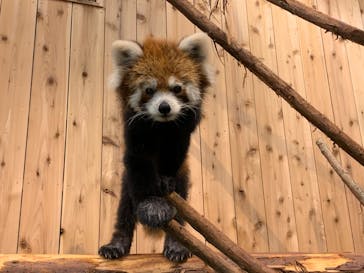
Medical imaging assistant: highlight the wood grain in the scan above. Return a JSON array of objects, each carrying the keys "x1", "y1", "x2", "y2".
[
  {"x1": 60, "y1": 4, "x2": 104, "y2": 254},
  {"x1": 195, "y1": 0, "x2": 238, "y2": 244},
  {"x1": 0, "y1": 0, "x2": 37, "y2": 253},
  {"x1": 18, "y1": 0, "x2": 72, "y2": 254},
  {"x1": 246, "y1": 0, "x2": 298, "y2": 252},
  {"x1": 330, "y1": 0, "x2": 364, "y2": 252},
  {"x1": 223, "y1": 0, "x2": 269, "y2": 252},
  {"x1": 270, "y1": 3, "x2": 326, "y2": 252},
  {"x1": 1, "y1": 253, "x2": 364, "y2": 272},
  {"x1": 296, "y1": 0, "x2": 354, "y2": 252}
]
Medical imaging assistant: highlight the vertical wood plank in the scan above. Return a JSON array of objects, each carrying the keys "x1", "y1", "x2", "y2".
[
  {"x1": 166, "y1": 0, "x2": 205, "y2": 241},
  {"x1": 245, "y1": 0, "x2": 299, "y2": 252},
  {"x1": 270, "y1": 4, "x2": 326, "y2": 252},
  {"x1": 100, "y1": 0, "x2": 137, "y2": 254},
  {"x1": 0, "y1": 0, "x2": 37, "y2": 253},
  {"x1": 18, "y1": 0, "x2": 72, "y2": 254},
  {"x1": 296, "y1": 0, "x2": 354, "y2": 252},
  {"x1": 135, "y1": 0, "x2": 166, "y2": 254},
  {"x1": 223, "y1": 0, "x2": 269, "y2": 252},
  {"x1": 343, "y1": 0, "x2": 364, "y2": 147},
  {"x1": 60, "y1": 4, "x2": 104, "y2": 254},
  {"x1": 359, "y1": 0, "x2": 364, "y2": 26},
  {"x1": 195, "y1": 0, "x2": 237, "y2": 243},
  {"x1": 329, "y1": 0, "x2": 364, "y2": 252},
  {"x1": 136, "y1": 0, "x2": 166, "y2": 39}
]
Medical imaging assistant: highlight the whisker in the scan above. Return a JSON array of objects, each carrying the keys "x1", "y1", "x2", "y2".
[{"x1": 127, "y1": 111, "x2": 148, "y2": 126}]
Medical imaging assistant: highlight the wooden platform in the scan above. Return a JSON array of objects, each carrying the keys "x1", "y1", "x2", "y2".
[
  {"x1": 1, "y1": 253, "x2": 364, "y2": 272},
  {"x1": 1, "y1": 0, "x2": 364, "y2": 256}
]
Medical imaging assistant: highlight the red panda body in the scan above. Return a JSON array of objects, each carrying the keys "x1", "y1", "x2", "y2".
[{"x1": 99, "y1": 33, "x2": 213, "y2": 263}]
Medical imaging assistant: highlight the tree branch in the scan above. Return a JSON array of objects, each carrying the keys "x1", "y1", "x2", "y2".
[
  {"x1": 316, "y1": 139, "x2": 364, "y2": 206},
  {"x1": 165, "y1": 0, "x2": 364, "y2": 167},
  {"x1": 266, "y1": 0, "x2": 364, "y2": 46},
  {"x1": 166, "y1": 192, "x2": 276, "y2": 273},
  {"x1": 164, "y1": 220, "x2": 245, "y2": 273}
]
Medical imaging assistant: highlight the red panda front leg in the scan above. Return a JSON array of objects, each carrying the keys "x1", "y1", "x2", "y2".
[
  {"x1": 99, "y1": 177, "x2": 135, "y2": 259},
  {"x1": 124, "y1": 155, "x2": 176, "y2": 228}
]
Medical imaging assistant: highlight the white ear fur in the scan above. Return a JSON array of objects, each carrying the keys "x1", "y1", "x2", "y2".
[
  {"x1": 108, "y1": 40, "x2": 143, "y2": 89},
  {"x1": 178, "y1": 32, "x2": 210, "y2": 62},
  {"x1": 179, "y1": 33, "x2": 215, "y2": 85}
]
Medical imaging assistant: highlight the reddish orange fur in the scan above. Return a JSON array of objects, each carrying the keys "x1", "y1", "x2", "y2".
[{"x1": 118, "y1": 37, "x2": 210, "y2": 108}]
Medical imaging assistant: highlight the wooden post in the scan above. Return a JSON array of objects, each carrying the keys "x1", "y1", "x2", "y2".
[{"x1": 165, "y1": 0, "x2": 364, "y2": 167}]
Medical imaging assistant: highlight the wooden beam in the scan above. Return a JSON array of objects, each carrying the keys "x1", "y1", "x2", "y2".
[
  {"x1": 316, "y1": 139, "x2": 364, "y2": 206},
  {"x1": 165, "y1": 220, "x2": 244, "y2": 273},
  {"x1": 265, "y1": 0, "x2": 364, "y2": 47},
  {"x1": 167, "y1": 193, "x2": 276, "y2": 273},
  {"x1": 0, "y1": 253, "x2": 363, "y2": 272},
  {"x1": 165, "y1": 0, "x2": 364, "y2": 167}
]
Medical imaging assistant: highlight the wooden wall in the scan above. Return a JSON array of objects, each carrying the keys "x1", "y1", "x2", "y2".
[{"x1": 0, "y1": 0, "x2": 363, "y2": 255}]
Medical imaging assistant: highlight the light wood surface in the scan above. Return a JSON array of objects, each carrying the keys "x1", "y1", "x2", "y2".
[
  {"x1": 270, "y1": 3, "x2": 326, "y2": 252},
  {"x1": 60, "y1": 4, "x2": 104, "y2": 254},
  {"x1": 0, "y1": 0, "x2": 37, "y2": 253},
  {"x1": 246, "y1": 0, "x2": 299, "y2": 252},
  {"x1": 18, "y1": 0, "x2": 72, "y2": 254},
  {"x1": 196, "y1": 0, "x2": 238, "y2": 245},
  {"x1": 1, "y1": 253, "x2": 364, "y2": 273},
  {"x1": 296, "y1": 0, "x2": 354, "y2": 252},
  {"x1": 223, "y1": 0, "x2": 269, "y2": 252},
  {"x1": 0, "y1": 0, "x2": 364, "y2": 256}
]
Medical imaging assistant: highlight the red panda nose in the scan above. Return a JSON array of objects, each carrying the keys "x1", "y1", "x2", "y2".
[{"x1": 158, "y1": 101, "x2": 171, "y2": 115}]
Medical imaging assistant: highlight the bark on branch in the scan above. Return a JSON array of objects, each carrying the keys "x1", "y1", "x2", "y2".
[
  {"x1": 166, "y1": 192, "x2": 276, "y2": 273},
  {"x1": 166, "y1": 0, "x2": 364, "y2": 167},
  {"x1": 266, "y1": 0, "x2": 364, "y2": 46},
  {"x1": 164, "y1": 220, "x2": 245, "y2": 273},
  {"x1": 316, "y1": 139, "x2": 364, "y2": 206}
]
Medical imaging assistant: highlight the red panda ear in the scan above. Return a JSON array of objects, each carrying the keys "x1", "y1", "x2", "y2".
[
  {"x1": 112, "y1": 40, "x2": 143, "y2": 67},
  {"x1": 178, "y1": 32, "x2": 210, "y2": 63},
  {"x1": 179, "y1": 33, "x2": 215, "y2": 86},
  {"x1": 109, "y1": 40, "x2": 143, "y2": 89}
]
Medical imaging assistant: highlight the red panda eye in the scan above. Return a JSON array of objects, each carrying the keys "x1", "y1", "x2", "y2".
[
  {"x1": 145, "y1": 87, "x2": 155, "y2": 95},
  {"x1": 172, "y1": 85, "x2": 182, "y2": 94}
]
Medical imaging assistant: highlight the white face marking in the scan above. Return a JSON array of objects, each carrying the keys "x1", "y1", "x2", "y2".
[
  {"x1": 145, "y1": 91, "x2": 182, "y2": 122},
  {"x1": 128, "y1": 78, "x2": 157, "y2": 111},
  {"x1": 128, "y1": 88, "x2": 142, "y2": 111},
  {"x1": 185, "y1": 83, "x2": 201, "y2": 104},
  {"x1": 168, "y1": 76, "x2": 201, "y2": 105}
]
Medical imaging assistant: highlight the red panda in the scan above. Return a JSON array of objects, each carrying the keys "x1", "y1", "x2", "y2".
[{"x1": 99, "y1": 33, "x2": 214, "y2": 263}]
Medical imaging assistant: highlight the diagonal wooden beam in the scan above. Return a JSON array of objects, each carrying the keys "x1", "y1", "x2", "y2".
[
  {"x1": 266, "y1": 0, "x2": 364, "y2": 47},
  {"x1": 166, "y1": 0, "x2": 364, "y2": 167},
  {"x1": 166, "y1": 192, "x2": 276, "y2": 273}
]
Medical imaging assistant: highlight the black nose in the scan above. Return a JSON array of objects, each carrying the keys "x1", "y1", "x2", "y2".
[{"x1": 158, "y1": 101, "x2": 171, "y2": 115}]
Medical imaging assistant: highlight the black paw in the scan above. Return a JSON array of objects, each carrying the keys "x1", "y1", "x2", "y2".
[
  {"x1": 163, "y1": 236, "x2": 192, "y2": 263},
  {"x1": 137, "y1": 197, "x2": 176, "y2": 228},
  {"x1": 98, "y1": 242, "x2": 129, "y2": 259},
  {"x1": 160, "y1": 176, "x2": 176, "y2": 196}
]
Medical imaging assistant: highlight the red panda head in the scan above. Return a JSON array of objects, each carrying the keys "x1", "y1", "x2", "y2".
[{"x1": 109, "y1": 33, "x2": 214, "y2": 122}]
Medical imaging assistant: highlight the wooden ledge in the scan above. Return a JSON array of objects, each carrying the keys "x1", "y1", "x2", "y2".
[{"x1": 0, "y1": 253, "x2": 363, "y2": 272}]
